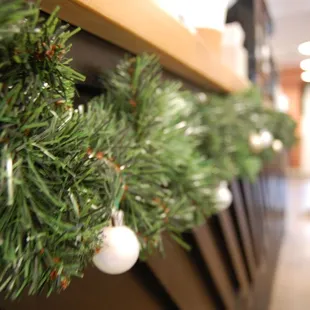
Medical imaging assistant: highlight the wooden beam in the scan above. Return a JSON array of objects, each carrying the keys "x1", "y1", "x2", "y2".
[
  {"x1": 193, "y1": 223, "x2": 236, "y2": 310},
  {"x1": 230, "y1": 180, "x2": 256, "y2": 281},
  {"x1": 218, "y1": 210, "x2": 250, "y2": 295},
  {"x1": 41, "y1": 0, "x2": 249, "y2": 93},
  {"x1": 240, "y1": 180, "x2": 263, "y2": 266},
  {"x1": 147, "y1": 233, "x2": 216, "y2": 310}
]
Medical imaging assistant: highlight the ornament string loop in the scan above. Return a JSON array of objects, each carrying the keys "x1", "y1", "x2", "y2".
[{"x1": 111, "y1": 209, "x2": 124, "y2": 227}]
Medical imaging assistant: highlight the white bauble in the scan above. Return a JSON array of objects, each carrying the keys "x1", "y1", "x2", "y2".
[
  {"x1": 260, "y1": 129, "x2": 273, "y2": 148},
  {"x1": 249, "y1": 132, "x2": 263, "y2": 152},
  {"x1": 215, "y1": 181, "x2": 232, "y2": 211},
  {"x1": 93, "y1": 226, "x2": 140, "y2": 275},
  {"x1": 272, "y1": 139, "x2": 283, "y2": 152},
  {"x1": 197, "y1": 92, "x2": 207, "y2": 102}
]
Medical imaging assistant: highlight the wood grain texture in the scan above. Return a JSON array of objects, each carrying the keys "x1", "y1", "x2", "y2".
[
  {"x1": 240, "y1": 180, "x2": 263, "y2": 267},
  {"x1": 147, "y1": 233, "x2": 216, "y2": 310},
  {"x1": 193, "y1": 223, "x2": 236, "y2": 310},
  {"x1": 218, "y1": 210, "x2": 250, "y2": 295},
  {"x1": 40, "y1": 0, "x2": 249, "y2": 93},
  {"x1": 250, "y1": 181, "x2": 266, "y2": 257},
  {"x1": 230, "y1": 180, "x2": 256, "y2": 281}
]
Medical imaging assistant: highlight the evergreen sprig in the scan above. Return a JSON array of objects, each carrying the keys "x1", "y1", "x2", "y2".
[
  {"x1": 0, "y1": 3, "x2": 113, "y2": 299},
  {"x1": 101, "y1": 56, "x2": 218, "y2": 248}
]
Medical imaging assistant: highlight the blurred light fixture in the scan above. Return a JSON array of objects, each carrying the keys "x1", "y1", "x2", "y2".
[
  {"x1": 301, "y1": 71, "x2": 310, "y2": 83},
  {"x1": 276, "y1": 94, "x2": 289, "y2": 112},
  {"x1": 300, "y1": 59, "x2": 310, "y2": 71},
  {"x1": 298, "y1": 41, "x2": 310, "y2": 55}
]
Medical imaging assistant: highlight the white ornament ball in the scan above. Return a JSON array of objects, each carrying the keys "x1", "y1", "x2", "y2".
[
  {"x1": 197, "y1": 92, "x2": 207, "y2": 102},
  {"x1": 249, "y1": 132, "x2": 263, "y2": 152},
  {"x1": 272, "y1": 139, "x2": 283, "y2": 152},
  {"x1": 93, "y1": 226, "x2": 140, "y2": 275},
  {"x1": 215, "y1": 181, "x2": 233, "y2": 211},
  {"x1": 260, "y1": 130, "x2": 273, "y2": 148}
]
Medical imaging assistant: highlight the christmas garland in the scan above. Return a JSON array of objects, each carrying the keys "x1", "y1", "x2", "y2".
[{"x1": 0, "y1": 2, "x2": 296, "y2": 299}]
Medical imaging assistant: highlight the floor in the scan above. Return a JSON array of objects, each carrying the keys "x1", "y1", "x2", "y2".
[{"x1": 269, "y1": 179, "x2": 310, "y2": 309}]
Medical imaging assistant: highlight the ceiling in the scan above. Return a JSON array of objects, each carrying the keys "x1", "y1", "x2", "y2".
[{"x1": 266, "y1": 0, "x2": 310, "y2": 68}]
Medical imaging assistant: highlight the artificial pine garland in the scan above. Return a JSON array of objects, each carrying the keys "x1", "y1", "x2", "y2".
[{"x1": 0, "y1": 2, "x2": 296, "y2": 298}]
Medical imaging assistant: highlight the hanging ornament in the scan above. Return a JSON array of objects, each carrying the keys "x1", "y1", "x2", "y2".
[
  {"x1": 93, "y1": 210, "x2": 140, "y2": 275},
  {"x1": 249, "y1": 132, "x2": 264, "y2": 152},
  {"x1": 259, "y1": 129, "x2": 273, "y2": 148},
  {"x1": 272, "y1": 139, "x2": 283, "y2": 152},
  {"x1": 215, "y1": 181, "x2": 232, "y2": 211}
]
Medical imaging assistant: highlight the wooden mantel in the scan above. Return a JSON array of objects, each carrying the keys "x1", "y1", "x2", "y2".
[{"x1": 41, "y1": 0, "x2": 249, "y2": 93}]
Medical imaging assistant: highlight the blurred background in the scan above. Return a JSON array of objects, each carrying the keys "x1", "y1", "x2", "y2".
[{"x1": 155, "y1": 0, "x2": 310, "y2": 177}]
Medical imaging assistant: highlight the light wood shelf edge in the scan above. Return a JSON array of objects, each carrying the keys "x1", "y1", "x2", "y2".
[{"x1": 41, "y1": 0, "x2": 250, "y2": 93}]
